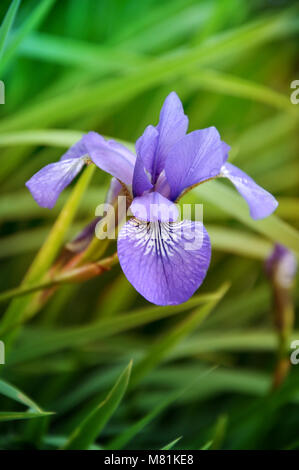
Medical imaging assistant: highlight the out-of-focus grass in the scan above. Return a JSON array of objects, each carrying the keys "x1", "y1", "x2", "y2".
[{"x1": 0, "y1": 0, "x2": 298, "y2": 450}]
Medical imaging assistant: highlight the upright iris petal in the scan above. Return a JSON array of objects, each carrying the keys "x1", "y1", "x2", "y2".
[
  {"x1": 165, "y1": 127, "x2": 225, "y2": 201},
  {"x1": 132, "y1": 125, "x2": 157, "y2": 196},
  {"x1": 154, "y1": 91, "x2": 189, "y2": 179},
  {"x1": 118, "y1": 218, "x2": 211, "y2": 305},
  {"x1": 220, "y1": 162, "x2": 278, "y2": 220},
  {"x1": 133, "y1": 92, "x2": 188, "y2": 193}
]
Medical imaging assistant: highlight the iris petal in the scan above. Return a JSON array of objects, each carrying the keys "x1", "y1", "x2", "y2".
[
  {"x1": 25, "y1": 158, "x2": 85, "y2": 209},
  {"x1": 165, "y1": 127, "x2": 225, "y2": 201},
  {"x1": 130, "y1": 191, "x2": 179, "y2": 222},
  {"x1": 154, "y1": 91, "x2": 189, "y2": 180},
  {"x1": 133, "y1": 125, "x2": 157, "y2": 196},
  {"x1": 220, "y1": 162, "x2": 278, "y2": 220},
  {"x1": 118, "y1": 218, "x2": 211, "y2": 305},
  {"x1": 83, "y1": 131, "x2": 136, "y2": 185},
  {"x1": 60, "y1": 138, "x2": 88, "y2": 161},
  {"x1": 133, "y1": 92, "x2": 188, "y2": 191}
]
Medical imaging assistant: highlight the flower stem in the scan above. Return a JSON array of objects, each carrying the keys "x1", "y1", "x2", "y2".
[
  {"x1": 271, "y1": 286, "x2": 294, "y2": 389},
  {"x1": 0, "y1": 253, "x2": 118, "y2": 304}
]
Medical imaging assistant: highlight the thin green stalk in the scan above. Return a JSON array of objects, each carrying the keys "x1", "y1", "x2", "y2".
[
  {"x1": 0, "y1": 253, "x2": 118, "y2": 304},
  {"x1": 0, "y1": 165, "x2": 95, "y2": 338}
]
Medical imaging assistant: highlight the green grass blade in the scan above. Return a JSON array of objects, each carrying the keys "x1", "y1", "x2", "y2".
[
  {"x1": 0, "y1": 10, "x2": 297, "y2": 135},
  {"x1": 199, "y1": 441, "x2": 212, "y2": 450},
  {"x1": 161, "y1": 437, "x2": 182, "y2": 450},
  {"x1": 63, "y1": 361, "x2": 132, "y2": 450},
  {"x1": 0, "y1": 377, "x2": 53, "y2": 422},
  {"x1": 8, "y1": 291, "x2": 220, "y2": 365},
  {"x1": 0, "y1": 224, "x2": 81, "y2": 259},
  {"x1": 42, "y1": 435, "x2": 102, "y2": 449},
  {"x1": 194, "y1": 181, "x2": 299, "y2": 255},
  {"x1": 210, "y1": 414, "x2": 228, "y2": 450},
  {"x1": 19, "y1": 32, "x2": 143, "y2": 71},
  {"x1": 0, "y1": 164, "x2": 95, "y2": 337},
  {"x1": 188, "y1": 69, "x2": 296, "y2": 115},
  {"x1": 129, "y1": 283, "x2": 229, "y2": 388},
  {"x1": 0, "y1": 0, "x2": 21, "y2": 61},
  {"x1": 172, "y1": 330, "x2": 299, "y2": 357},
  {"x1": 106, "y1": 391, "x2": 180, "y2": 450},
  {"x1": 0, "y1": 411, "x2": 53, "y2": 422},
  {"x1": 206, "y1": 225, "x2": 272, "y2": 259},
  {"x1": 0, "y1": 0, "x2": 56, "y2": 74},
  {"x1": 106, "y1": 366, "x2": 216, "y2": 450},
  {"x1": 0, "y1": 129, "x2": 83, "y2": 148},
  {"x1": 0, "y1": 187, "x2": 106, "y2": 222},
  {"x1": 0, "y1": 377, "x2": 43, "y2": 412}
]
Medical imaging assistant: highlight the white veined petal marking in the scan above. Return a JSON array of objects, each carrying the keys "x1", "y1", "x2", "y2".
[{"x1": 118, "y1": 218, "x2": 205, "y2": 257}]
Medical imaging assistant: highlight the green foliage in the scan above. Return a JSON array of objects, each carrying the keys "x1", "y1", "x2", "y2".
[
  {"x1": 0, "y1": 378, "x2": 53, "y2": 421},
  {"x1": 63, "y1": 361, "x2": 132, "y2": 450},
  {"x1": 0, "y1": 0, "x2": 20, "y2": 61},
  {"x1": 0, "y1": 0, "x2": 298, "y2": 451}
]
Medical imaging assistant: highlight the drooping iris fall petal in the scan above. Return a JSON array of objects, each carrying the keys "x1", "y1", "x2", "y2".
[
  {"x1": 25, "y1": 158, "x2": 86, "y2": 209},
  {"x1": 118, "y1": 218, "x2": 211, "y2": 305},
  {"x1": 220, "y1": 162, "x2": 278, "y2": 220},
  {"x1": 26, "y1": 136, "x2": 90, "y2": 208}
]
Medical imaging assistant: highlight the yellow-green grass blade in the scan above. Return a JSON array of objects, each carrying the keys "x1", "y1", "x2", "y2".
[
  {"x1": 0, "y1": 411, "x2": 53, "y2": 422},
  {"x1": 161, "y1": 437, "x2": 183, "y2": 450},
  {"x1": 0, "y1": 164, "x2": 95, "y2": 337},
  {"x1": 0, "y1": 187, "x2": 106, "y2": 221}
]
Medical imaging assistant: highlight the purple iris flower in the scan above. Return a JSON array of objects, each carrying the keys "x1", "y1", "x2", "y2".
[{"x1": 26, "y1": 92, "x2": 278, "y2": 305}]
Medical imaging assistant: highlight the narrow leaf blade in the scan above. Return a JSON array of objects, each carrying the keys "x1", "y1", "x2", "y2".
[{"x1": 63, "y1": 361, "x2": 132, "y2": 450}]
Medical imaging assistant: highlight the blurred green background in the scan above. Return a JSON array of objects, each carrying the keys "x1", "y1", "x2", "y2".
[{"x1": 0, "y1": 0, "x2": 298, "y2": 450}]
